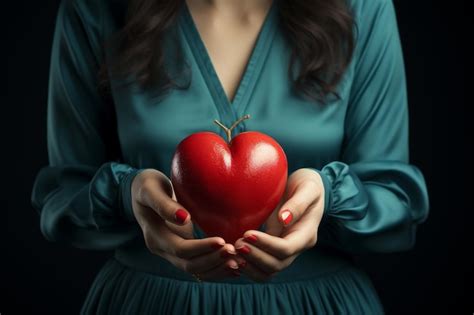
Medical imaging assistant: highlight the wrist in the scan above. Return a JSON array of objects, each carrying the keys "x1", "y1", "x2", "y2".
[
  {"x1": 305, "y1": 168, "x2": 332, "y2": 216},
  {"x1": 120, "y1": 168, "x2": 147, "y2": 223}
]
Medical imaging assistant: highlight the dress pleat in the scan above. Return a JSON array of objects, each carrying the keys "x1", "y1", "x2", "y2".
[{"x1": 81, "y1": 258, "x2": 384, "y2": 315}]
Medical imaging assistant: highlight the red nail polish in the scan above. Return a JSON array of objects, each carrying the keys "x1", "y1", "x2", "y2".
[
  {"x1": 280, "y1": 209, "x2": 293, "y2": 225},
  {"x1": 238, "y1": 261, "x2": 247, "y2": 269},
  {"x1": 175, "y1": 209, "x2": 188, "y2": 224},
  {"x1": 236, "y1": 245, "x2": 251, "y2": 255},
  {"x1": 211, "y1": 243, "x2": 224, "y2": 250},
  {"x1": 244, "y1": 234, "x2": 258, "y2": 243}
]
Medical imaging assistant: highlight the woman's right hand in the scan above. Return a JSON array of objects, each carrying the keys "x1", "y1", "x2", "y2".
[{"x1": 131, "y1": 169, "x2": 241, "y2": 281}]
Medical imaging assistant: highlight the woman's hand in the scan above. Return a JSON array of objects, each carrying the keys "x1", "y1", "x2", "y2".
[
  {"x1": 131, "y1": 169, "x2": 241, "y2": 281},
  {"x1": 232, "y1": 168, "x2": 325, "y2": 282}
]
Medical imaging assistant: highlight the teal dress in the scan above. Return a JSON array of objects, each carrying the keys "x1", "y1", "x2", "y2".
[{"x1": 31, "y1": 0, "x2": 430, "y2": 313}]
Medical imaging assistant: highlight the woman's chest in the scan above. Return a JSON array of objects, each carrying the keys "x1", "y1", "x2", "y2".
[{"x1": 111, "y1": 24, "x2": 353, "y2": 175}]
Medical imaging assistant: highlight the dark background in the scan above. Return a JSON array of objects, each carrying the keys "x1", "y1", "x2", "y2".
[{"x1": 3, "y1": 0, "x2": 472, "y2": 314}]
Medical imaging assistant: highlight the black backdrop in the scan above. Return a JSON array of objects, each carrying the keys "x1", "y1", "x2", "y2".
[{"x1": 3, "y1": 0, "x2": 472, "y2": 314}]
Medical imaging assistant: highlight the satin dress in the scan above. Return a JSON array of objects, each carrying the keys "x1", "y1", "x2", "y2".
[{"x1": 31, "y1": 0, "x2": 430, "y2": 313}]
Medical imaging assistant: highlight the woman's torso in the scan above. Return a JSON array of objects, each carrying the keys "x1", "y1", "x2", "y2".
[{"x1": 103, "y1": 0, "x2": 356, "y2": 284}]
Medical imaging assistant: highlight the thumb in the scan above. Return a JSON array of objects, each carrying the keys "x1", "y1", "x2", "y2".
[
  {"x1": 264, "y1": 196, "x2": 284, "y2": 236},
  {"x1": 137, "y1": 172, "x2": 191, "y2": 226},
  {"x1": 264, "y1": 205, "x2": 284, "y2": 237},
  {"x1": 277, "y1": 181, "x2": 318, "y2": 227}
]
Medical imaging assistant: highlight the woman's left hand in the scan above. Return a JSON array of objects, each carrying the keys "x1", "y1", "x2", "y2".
[{"x1": 233, "y1": 168, "x2": 325, "y2": 282}]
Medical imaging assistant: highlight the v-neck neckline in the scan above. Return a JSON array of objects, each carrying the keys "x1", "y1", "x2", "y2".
[{"x1": 179, "y1": 0, "x2": 278, "y2": 133}]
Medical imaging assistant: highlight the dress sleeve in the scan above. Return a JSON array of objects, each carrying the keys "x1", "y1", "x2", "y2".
[
  {"x1": 30, "y1": 0, "x2": 145, "y2": 250},
  {"x1": 308, "y1": 0, "x2": 429, "y2": 253}
]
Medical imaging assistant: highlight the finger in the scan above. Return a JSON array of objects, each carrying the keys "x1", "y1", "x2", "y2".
[
  {"x1": 168, "y1": 236, "x2": 230, "y2": 260},
  {"x1": 198, "y1": 259, "x2": 241, "y2": 281},
  {"x1": 164, "y1": 219, "x2": 194, "y2": 239},
  {"x1": 240, "y1": 229, "x2": 305, "y2": 259},
  {"x1": 138, "y1": 175, "x2": 191, "y2": 225},
  {"x1": 277, "y1": 180, "x2": 320, "y2": 227},
  {"x1": 235, "y1": 238, "x2": 292, "y2": 274},
  {"x1": 140, "y1": 207, "x2": 227, "y2": 258},
  {"x1": 155, "y1": 243, "x2": 237, "y2": 274},
  {"x1": 184, "y1": 244, "x2": 239, "y2": 274},
  {"x1": 278, "y1": 203, "x2": 320, "y2": 249},
  {"x1": 233, "y1": 254, "x2": 248, "y2": 270},
  {"x1": 239, "y1": 260, "x2": 274, "y2": 283},
  {"x1": 264, "y1": 199, "x2": 284, "y2": 237}
]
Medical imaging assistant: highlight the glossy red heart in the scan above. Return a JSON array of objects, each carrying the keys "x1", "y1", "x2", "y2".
[{"x1": 170, "y1": 126, "x2": 287, "y2": 244}]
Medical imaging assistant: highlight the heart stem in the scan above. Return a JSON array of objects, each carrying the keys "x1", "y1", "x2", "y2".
[{"x1": 213, "y1": 114, "x2": 251, "y2": 143}]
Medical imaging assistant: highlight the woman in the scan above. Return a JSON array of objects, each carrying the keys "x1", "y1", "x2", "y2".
[{"x1": 31, "y1": 0, "x2": 430, "y2": 313}]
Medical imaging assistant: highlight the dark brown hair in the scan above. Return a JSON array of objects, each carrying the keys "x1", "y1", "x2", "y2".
[{"x1": 99, "y1": 0, "x2": 356, "y2": 104}]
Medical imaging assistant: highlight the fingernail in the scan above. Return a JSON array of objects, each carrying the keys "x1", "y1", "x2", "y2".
[
  {"x1": 210, "y1": 242, "x2": 224, "y2": 250},
  {"x1": 174, "y1": 209, "x2": 188, "y2": 224},
  {"x1": 280, "y1": 209, "x2": 293, "y2": 225},
  {"x1": 227, "y1": 263, "x2": 239, "y2": 270},
  {"x1": 238, "y1": 261, "x2": 247, "y2": 269},
  {"x1": 236, "y1": 245, "x2": 251, "y2": 255},
  {"x1": 220, "y1": 250, "x2": 236, "y2": 258},
  {"x1": 244, "y1": 234, "x2": 258, "y2": 243}
]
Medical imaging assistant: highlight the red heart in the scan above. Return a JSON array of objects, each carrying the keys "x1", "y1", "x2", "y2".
[{"x1": 170, "y1": 116, "x2": 287, "y2": 244}]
